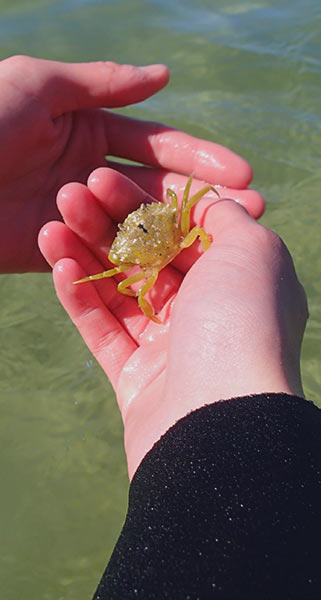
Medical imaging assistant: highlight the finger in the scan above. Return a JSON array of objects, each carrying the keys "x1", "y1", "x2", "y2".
[
  {"x1": 87, "y1": 166, "x2": 265, "y2": 228},
  {"x1": 39, "y1": 220, "x2": 182, "y2": 339},
  {"x1": 104, "y1": 112, "x2": 253, "y2": 188},
  {"x1": 202, "y1": 197, "x2": 257, "y2": 241},
  {"x1": 56, "y1": 182, "x2": 116, "y2": 260},
  {"x1": 39, "y1": 219, "x2": 144, "y2": 331},
  {"x1": 53, "y1": 258, "x2": 137, "y2": 390},
  {"x1": 109, "y1": 163, "x2": 265, "y2": 219},
  {"x1": 39, "y1": 220, "x2": 109, "y2": 274},
  {"x1": 3, "y1": 56, "x2": 169, "y2": 117},
  {"x1": 170, "y1": 199, "x2": 258, "y2": 275},
  {"x1": 48, "y1": 61, "x2": 169, "y2": 116},
  {"x1": 39, "y1": 219, "x2": 138, "y2": 317},
  {"x1": 166, "y1": 199, "x2": 256, "y2": 274},
  {"x1": 87, "y1": 168, "x2": 156, "y2": 222}
]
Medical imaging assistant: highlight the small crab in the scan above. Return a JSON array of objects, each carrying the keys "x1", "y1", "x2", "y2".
[{"x1": 74, "y1": 175, "x2": 218, "y2": 323}]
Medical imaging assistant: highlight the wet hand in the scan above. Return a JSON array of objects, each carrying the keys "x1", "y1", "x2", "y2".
[
  {"x1": 0, "y1": 55, "x2": 264, "y2": 273},
  {"x1": 0, "y1": 55, "x2": 168, "y2": 272}
]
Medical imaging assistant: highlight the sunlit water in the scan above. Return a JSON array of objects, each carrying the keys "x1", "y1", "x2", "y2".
[{"x1": 0, "y1": 0, "x2": 320, "y2": 597}]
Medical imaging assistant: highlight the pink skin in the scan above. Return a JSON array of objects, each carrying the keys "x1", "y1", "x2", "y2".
[
  {"x1": 39, "y1": 170, "x2": 307, "y2": 480},
  {"x1": 0, "y1": 55, "x2": 264, "y2": 273}
]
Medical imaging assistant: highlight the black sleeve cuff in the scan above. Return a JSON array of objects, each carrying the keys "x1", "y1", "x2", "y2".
[{"x1": 94, "y1": 393, "x2": 321, "y2": 600}]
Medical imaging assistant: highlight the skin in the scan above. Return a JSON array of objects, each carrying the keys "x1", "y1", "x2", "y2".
[
  {"x1": 0, "y1": 55, "x2": 264, "y2": 273},
  {"x1": 39, "y1": 169, "x2": 308, "y2": 480}
]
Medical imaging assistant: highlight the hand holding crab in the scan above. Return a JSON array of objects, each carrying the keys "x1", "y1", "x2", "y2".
[
  {"x1": 73, "y1": 176, "x2": 219, "y2": 323},
  {"x1": 40, "y1": 164, "x2": 264, "y2": 334},
  {"x1": 39, "y1": 168, "x2": 306, "y2": 479}
]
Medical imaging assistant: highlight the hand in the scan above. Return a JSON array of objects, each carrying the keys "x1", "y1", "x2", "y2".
[
  {"x1": 0, "y1": 55, "x2": 264, "y2": 273},
  {"x1": 0, "y1": 54, "x2": 169, "y2": 272},
  {"x1": 39, "y1": 169, "x2": 307, "y2": 479}
]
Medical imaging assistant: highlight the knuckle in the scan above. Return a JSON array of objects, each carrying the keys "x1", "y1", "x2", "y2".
[
  {"x1": 2, "y1": 54, "x2": 33, "y2": 71},
  {"x1": 253, "y1": 223, "x2": 285, "y2": 253},
  {"x1": 99, "y1": 60, "x2": 119, "y2": 78}
]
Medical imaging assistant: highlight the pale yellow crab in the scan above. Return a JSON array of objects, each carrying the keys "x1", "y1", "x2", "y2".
[{"x1": 74, "y1": 175, "x2": 218, "y2": 323}]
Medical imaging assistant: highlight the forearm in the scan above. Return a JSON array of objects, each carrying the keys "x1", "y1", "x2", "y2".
[{"x1": 94, "y1": 393, "x2": 321, "y2": 600}]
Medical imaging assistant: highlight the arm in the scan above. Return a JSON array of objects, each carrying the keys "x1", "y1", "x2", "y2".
[{"x1": 95, "y1": 393, "x2": 321, "y2": 599}]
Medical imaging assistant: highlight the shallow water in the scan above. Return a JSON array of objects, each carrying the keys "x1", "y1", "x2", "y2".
[{"x1": 0, "y1": 0, "x2": 320, "y2": 597}]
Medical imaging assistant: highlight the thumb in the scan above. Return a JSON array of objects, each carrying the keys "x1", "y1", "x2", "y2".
[
  {"x1": 2, "y1": 55, "x2": 169, "y2": 117},
  {"x1": 201, "y1": 197, "x2": 256, "y2": 242}
]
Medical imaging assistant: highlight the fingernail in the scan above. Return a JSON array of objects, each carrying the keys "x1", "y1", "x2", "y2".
[{"x1": 139, "y1": 64, "x2": 169, "y2": 76}]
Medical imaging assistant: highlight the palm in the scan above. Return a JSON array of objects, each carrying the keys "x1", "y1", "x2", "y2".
[{"x1": 1, "y1": 108, "x2": 109, "y2": 272}]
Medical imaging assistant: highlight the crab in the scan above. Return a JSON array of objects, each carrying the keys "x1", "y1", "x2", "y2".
[{"x1": 74, "y1": 175, "x2": 218, "y2": 323}]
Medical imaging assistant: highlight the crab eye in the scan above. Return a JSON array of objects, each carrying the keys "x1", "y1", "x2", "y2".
[{"x1": 138, "y1": 223, "x2": 148, "y2": 234}]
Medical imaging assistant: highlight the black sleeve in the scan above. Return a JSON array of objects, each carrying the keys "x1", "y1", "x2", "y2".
[{"x1": 93, "y1": 393, "x2": 321, "y2": 600}]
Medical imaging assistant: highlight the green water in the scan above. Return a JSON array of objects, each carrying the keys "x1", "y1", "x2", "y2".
[{"x1": 0, "y1": 0, "x2": 320, "y2": 597}]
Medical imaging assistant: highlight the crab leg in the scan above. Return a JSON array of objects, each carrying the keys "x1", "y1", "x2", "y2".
[
  {"x1": 180, "y1": 178, "x2": 219, "y2": 236},
  {"x1": 117, "y1": 270, "x2": 148, "y2": 297},
  {"x1": 166, "y1": 188, "x2": 179, "y2": 221},
  {"x1": 180, "y1": 226, "x2": 211, "y2": 251},
  {"x1": 73, "y1": 263, "x2": 130, "y2": 284},
  {"x1": 137, "y1": 270, "x2": 160, "y2": 323}
]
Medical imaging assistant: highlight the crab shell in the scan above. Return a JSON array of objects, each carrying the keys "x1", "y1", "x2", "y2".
[{"x1": 109, "y1": 202, "x2": 182, "y2": 268}]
